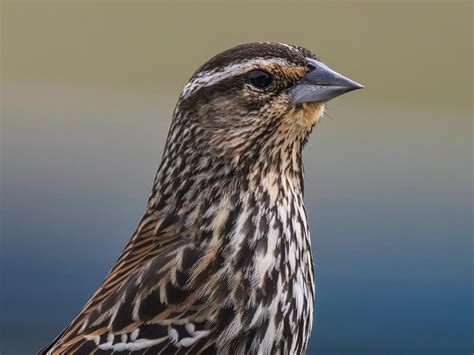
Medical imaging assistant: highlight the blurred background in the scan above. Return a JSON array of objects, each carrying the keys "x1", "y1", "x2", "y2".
[{"x1": 1, "y1": 1, "x2": 472, "y2": 354}]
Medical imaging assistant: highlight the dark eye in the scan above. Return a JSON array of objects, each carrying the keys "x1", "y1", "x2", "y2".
[{"x1": 248, "y1": 70, "x2": 273, "y2": 89}]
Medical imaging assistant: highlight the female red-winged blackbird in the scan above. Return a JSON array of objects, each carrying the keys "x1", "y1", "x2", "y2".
[{"x1": 40, "y1": 42, "x2": 362, "y2": 355}]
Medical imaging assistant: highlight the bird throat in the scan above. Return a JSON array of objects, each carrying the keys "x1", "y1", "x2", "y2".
[{"x1": 288, "y1": 102, "x2": 325, "y2": 128}]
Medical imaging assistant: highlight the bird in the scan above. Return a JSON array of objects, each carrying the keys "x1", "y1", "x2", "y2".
[{"x1": 39, "y1": 42, "x2": 362, "y2": 355}]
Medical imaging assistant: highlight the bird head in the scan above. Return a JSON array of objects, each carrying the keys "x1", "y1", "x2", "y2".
[{"x1": 168, "y1": 42, "x2": 362, "y2": 169}]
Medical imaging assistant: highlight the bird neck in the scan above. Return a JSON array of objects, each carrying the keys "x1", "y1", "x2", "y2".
[
  {"x1": 147, "y1": 118, "x2": 312, "y2": 272},
  {"x1": 148, "y1": 119, "x2": 309, "y2": 215},
  {"x1": 147, "y1": 106, "x2": 319, "y2": 259},
  {"x1": 148, "y1": 136, "x2": 312, "y2": 275}
]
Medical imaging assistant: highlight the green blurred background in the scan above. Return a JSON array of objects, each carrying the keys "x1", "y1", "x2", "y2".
[{"x1": 1, "y1": 1, "x2": 472, "y2": 354}]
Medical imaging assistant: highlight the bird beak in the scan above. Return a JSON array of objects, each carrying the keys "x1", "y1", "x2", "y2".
[{"x1": 290, "y1": 58, "x2": 364, "y2": 105}]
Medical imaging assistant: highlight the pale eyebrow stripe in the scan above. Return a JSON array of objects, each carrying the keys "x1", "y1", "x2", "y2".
[{"x1": 181, "y1": 58, "x2": 291, "y2": 97}]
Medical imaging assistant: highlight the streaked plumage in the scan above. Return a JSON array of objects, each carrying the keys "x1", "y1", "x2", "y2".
[{"x1": 40, "y1": 42, "x2": 362, "y2": 355}]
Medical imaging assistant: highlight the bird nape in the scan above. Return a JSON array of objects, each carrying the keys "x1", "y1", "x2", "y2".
[{"x1": 40, "y1": 42, "x2": 362, "y2": 355}]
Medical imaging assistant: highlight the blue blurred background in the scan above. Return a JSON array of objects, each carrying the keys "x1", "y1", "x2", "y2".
[{"x1": 1, "y1": 2, "x2": 472, "y2": 354}]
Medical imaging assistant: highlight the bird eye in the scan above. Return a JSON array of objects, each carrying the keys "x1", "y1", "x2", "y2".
[{"x1": 248, "y1": 70, "x2": 273, "y2": 89}]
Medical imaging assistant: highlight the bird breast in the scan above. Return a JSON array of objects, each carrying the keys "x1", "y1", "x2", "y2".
[{"x1": 205, "y1": 169, "x2": 315, "y2": 353}]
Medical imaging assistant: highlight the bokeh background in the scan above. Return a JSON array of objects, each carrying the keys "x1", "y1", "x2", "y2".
[{"x1": 1, "y1": 1, "x2": 472, "y2": 354}]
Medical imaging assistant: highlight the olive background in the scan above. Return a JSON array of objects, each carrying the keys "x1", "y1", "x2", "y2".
[{"x1": 1, "y1": 1, "x2": 472, "y2": 354}]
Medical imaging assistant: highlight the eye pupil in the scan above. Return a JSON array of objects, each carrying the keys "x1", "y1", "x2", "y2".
[{"x1": 248, "y1": 70, "x2": 272, "y2": 88}]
